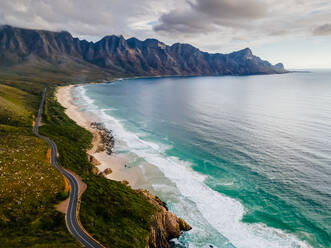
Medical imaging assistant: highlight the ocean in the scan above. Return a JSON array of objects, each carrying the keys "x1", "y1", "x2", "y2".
[{"x1": 72, "y1": 70, "x2": 331, "y2": 248}]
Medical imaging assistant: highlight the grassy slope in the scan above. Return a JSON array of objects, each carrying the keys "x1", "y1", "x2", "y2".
[
  {"x1": 0, "y1": 65, "x2": 157, "y2": 247},
  {"x1": 40, "y1": 88, "x2": 156, "y2": 247},
  {"x1": 0, "y1": 59, "x2": 116, "y2": 86},
  {"x1": 0, "y1": 82, "x2": 80, "y2": 247}
]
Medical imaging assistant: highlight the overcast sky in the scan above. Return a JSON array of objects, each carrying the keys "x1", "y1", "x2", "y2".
[{"x1": 0, "y1": 0, "x2": 330, "y2": 68}]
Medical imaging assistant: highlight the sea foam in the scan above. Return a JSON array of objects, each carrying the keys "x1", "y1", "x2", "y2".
[{"x1": 76, "y1": 85, "x2": 311, "y2": 248}]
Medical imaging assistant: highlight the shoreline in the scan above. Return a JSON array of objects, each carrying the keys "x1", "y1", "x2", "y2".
[
  {"x1": 88, "y1": 72, "x2": 291, "y2": 88},
  {"x1": 54, "y1": 79, "x2": 314, "y2": 248},
  {"x1": 56, "y1": 84, "x2": 145, "y2": 188},
  {"x1": 56, "y1": 83, "x2": 193, "y2": 247}
]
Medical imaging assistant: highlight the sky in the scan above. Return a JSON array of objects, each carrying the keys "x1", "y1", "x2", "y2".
[{"x1": 0, "y1": 0, "x2": 330, "y2": 69}]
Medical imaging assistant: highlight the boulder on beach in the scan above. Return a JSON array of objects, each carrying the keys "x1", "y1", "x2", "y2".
[{"x1": 102, "y1": 168, "x2": 112, "y2": 176}]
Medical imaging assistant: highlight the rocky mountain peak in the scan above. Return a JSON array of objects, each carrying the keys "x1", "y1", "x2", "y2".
[
  {"x1": 0, "y1": 25, "x2": 287, "y2": 76},
  {"x1": 274, "y1": 63, "x2": 285, "y2": 70},
  {"x1": 230, "y1": 47, "x2": 253, "y2": 59}
]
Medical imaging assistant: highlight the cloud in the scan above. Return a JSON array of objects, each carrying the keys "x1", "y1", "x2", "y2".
[
  {"x1": 190, "y1": 0, "x2": 266, "y2": 19},
  {"x1": 0, "y1": 0, "x2": 330, "y2": 67},
  {"x1": 0, "y1": 0, "x2": 171, "y2": 40},
  {"x1": 0, "y1": 0, "x2": 330, "y2": 45},
  {"x1": 313, "y1": 23, "x2": 331, "y2": 35},
  {"x1": 153, "y1": 0, "x2": 331, "y2": 39},
  {"x1": 154, "y1": 0, "x2": 267, "y2": 33}
]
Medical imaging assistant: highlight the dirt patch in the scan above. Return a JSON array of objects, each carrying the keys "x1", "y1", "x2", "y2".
[
  {"x1": 46, "y1": 148, "x2": 51, "y2": 162},
  {"x1": 56, "y1": 170, "x2": 86, "y2": 214},
  {"x1": 57, "y1": 197, "x2": 70, "y2": 214}
]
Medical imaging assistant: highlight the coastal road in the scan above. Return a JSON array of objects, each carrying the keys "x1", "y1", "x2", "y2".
[{"x1": 34, "y1": 88, "x2": 103, "y2": 248}]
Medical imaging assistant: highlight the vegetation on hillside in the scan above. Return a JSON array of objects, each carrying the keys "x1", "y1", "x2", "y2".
[
  {"x1": 39, "y1": 88, "x2": 156, "y2": 247},
  {"x1": 0, "y1": 82, "x2": 80, "y2": 247},
  {"x1": 0, "y1": 67, "x2": 157, "y2": 247}
]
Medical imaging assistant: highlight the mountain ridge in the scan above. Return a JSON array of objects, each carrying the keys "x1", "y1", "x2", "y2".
[{"x1": 0, "y1": 25, "x2": 286, "y2": 77}]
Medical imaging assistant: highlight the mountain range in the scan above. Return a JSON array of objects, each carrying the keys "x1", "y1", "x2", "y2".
[{"x1": 0, "y1": 25, "x2": 286, "y2": 78}]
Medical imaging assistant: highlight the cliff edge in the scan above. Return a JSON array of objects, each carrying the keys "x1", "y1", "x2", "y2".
[{"x1": 138, "y1": 190, "x2": 191, "y2": 248}]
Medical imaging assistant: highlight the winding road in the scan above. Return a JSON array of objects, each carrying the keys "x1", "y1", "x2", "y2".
[{"x1": 34, "y1": 88, "x2": 103, "y2": 248}]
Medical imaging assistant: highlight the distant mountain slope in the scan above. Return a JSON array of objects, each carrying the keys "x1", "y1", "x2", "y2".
[{"x1": 0, "y1": 25, "x2": 286, "y2": 77}]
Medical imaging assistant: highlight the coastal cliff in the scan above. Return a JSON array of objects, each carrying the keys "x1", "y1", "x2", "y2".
[{"x1": 141, "y1": 190, "x2": 192, "y2": 248}]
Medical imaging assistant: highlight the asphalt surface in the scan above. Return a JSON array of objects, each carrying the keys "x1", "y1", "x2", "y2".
[{"x1": 34, "y1": 88, "x2": 103, "y2": 248}]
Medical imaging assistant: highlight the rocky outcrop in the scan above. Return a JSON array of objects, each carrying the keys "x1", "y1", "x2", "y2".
[
  {"x1": 121, "y1": 180, "x2": 129, "y2": 186},
  {"x1": 90, "y1": 122, "x2": 114, "y2": 155},
  {"x1": 138, "y1": 190, "x2": 192, "y2": 248},
  {"x1": 90, "y1": 166, "x2": 100, "y2": 175},
  {"x1": 0, "y1": 25, "x2": 287, "y2": 76},
  {"x1": 87, "y1": 154, "x2": 101, "y2": 166},
  {"x1": 102, "y1": 168, "x2": 112, "y2": 176},
  {"x1": 87, "y1": 154, "x2": 101, "y2": 175}
]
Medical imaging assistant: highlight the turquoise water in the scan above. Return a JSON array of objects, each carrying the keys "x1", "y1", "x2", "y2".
[{"x1": 75, "y1": 71, "x2": 331, "y2": 248}]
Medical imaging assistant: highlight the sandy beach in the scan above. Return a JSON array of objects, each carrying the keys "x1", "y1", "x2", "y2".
[{"x1": 56, "y1": 85, "x2": 143, "y2": 188}]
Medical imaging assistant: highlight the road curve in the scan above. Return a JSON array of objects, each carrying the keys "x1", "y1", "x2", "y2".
[{"x1": 34, "y1": 88, "x2": 103, "y2": 248}]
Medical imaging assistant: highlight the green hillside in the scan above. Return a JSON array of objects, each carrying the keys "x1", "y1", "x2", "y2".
[
  {"x1": 40, "y1": 87, "x2": 156, "y2": 247},
  {"x1": 0, "y1": 82, "x2": 80, "y2": 247},
  {"x1": 0, "y1": 71, "x2": 157, "y2": 247}
]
